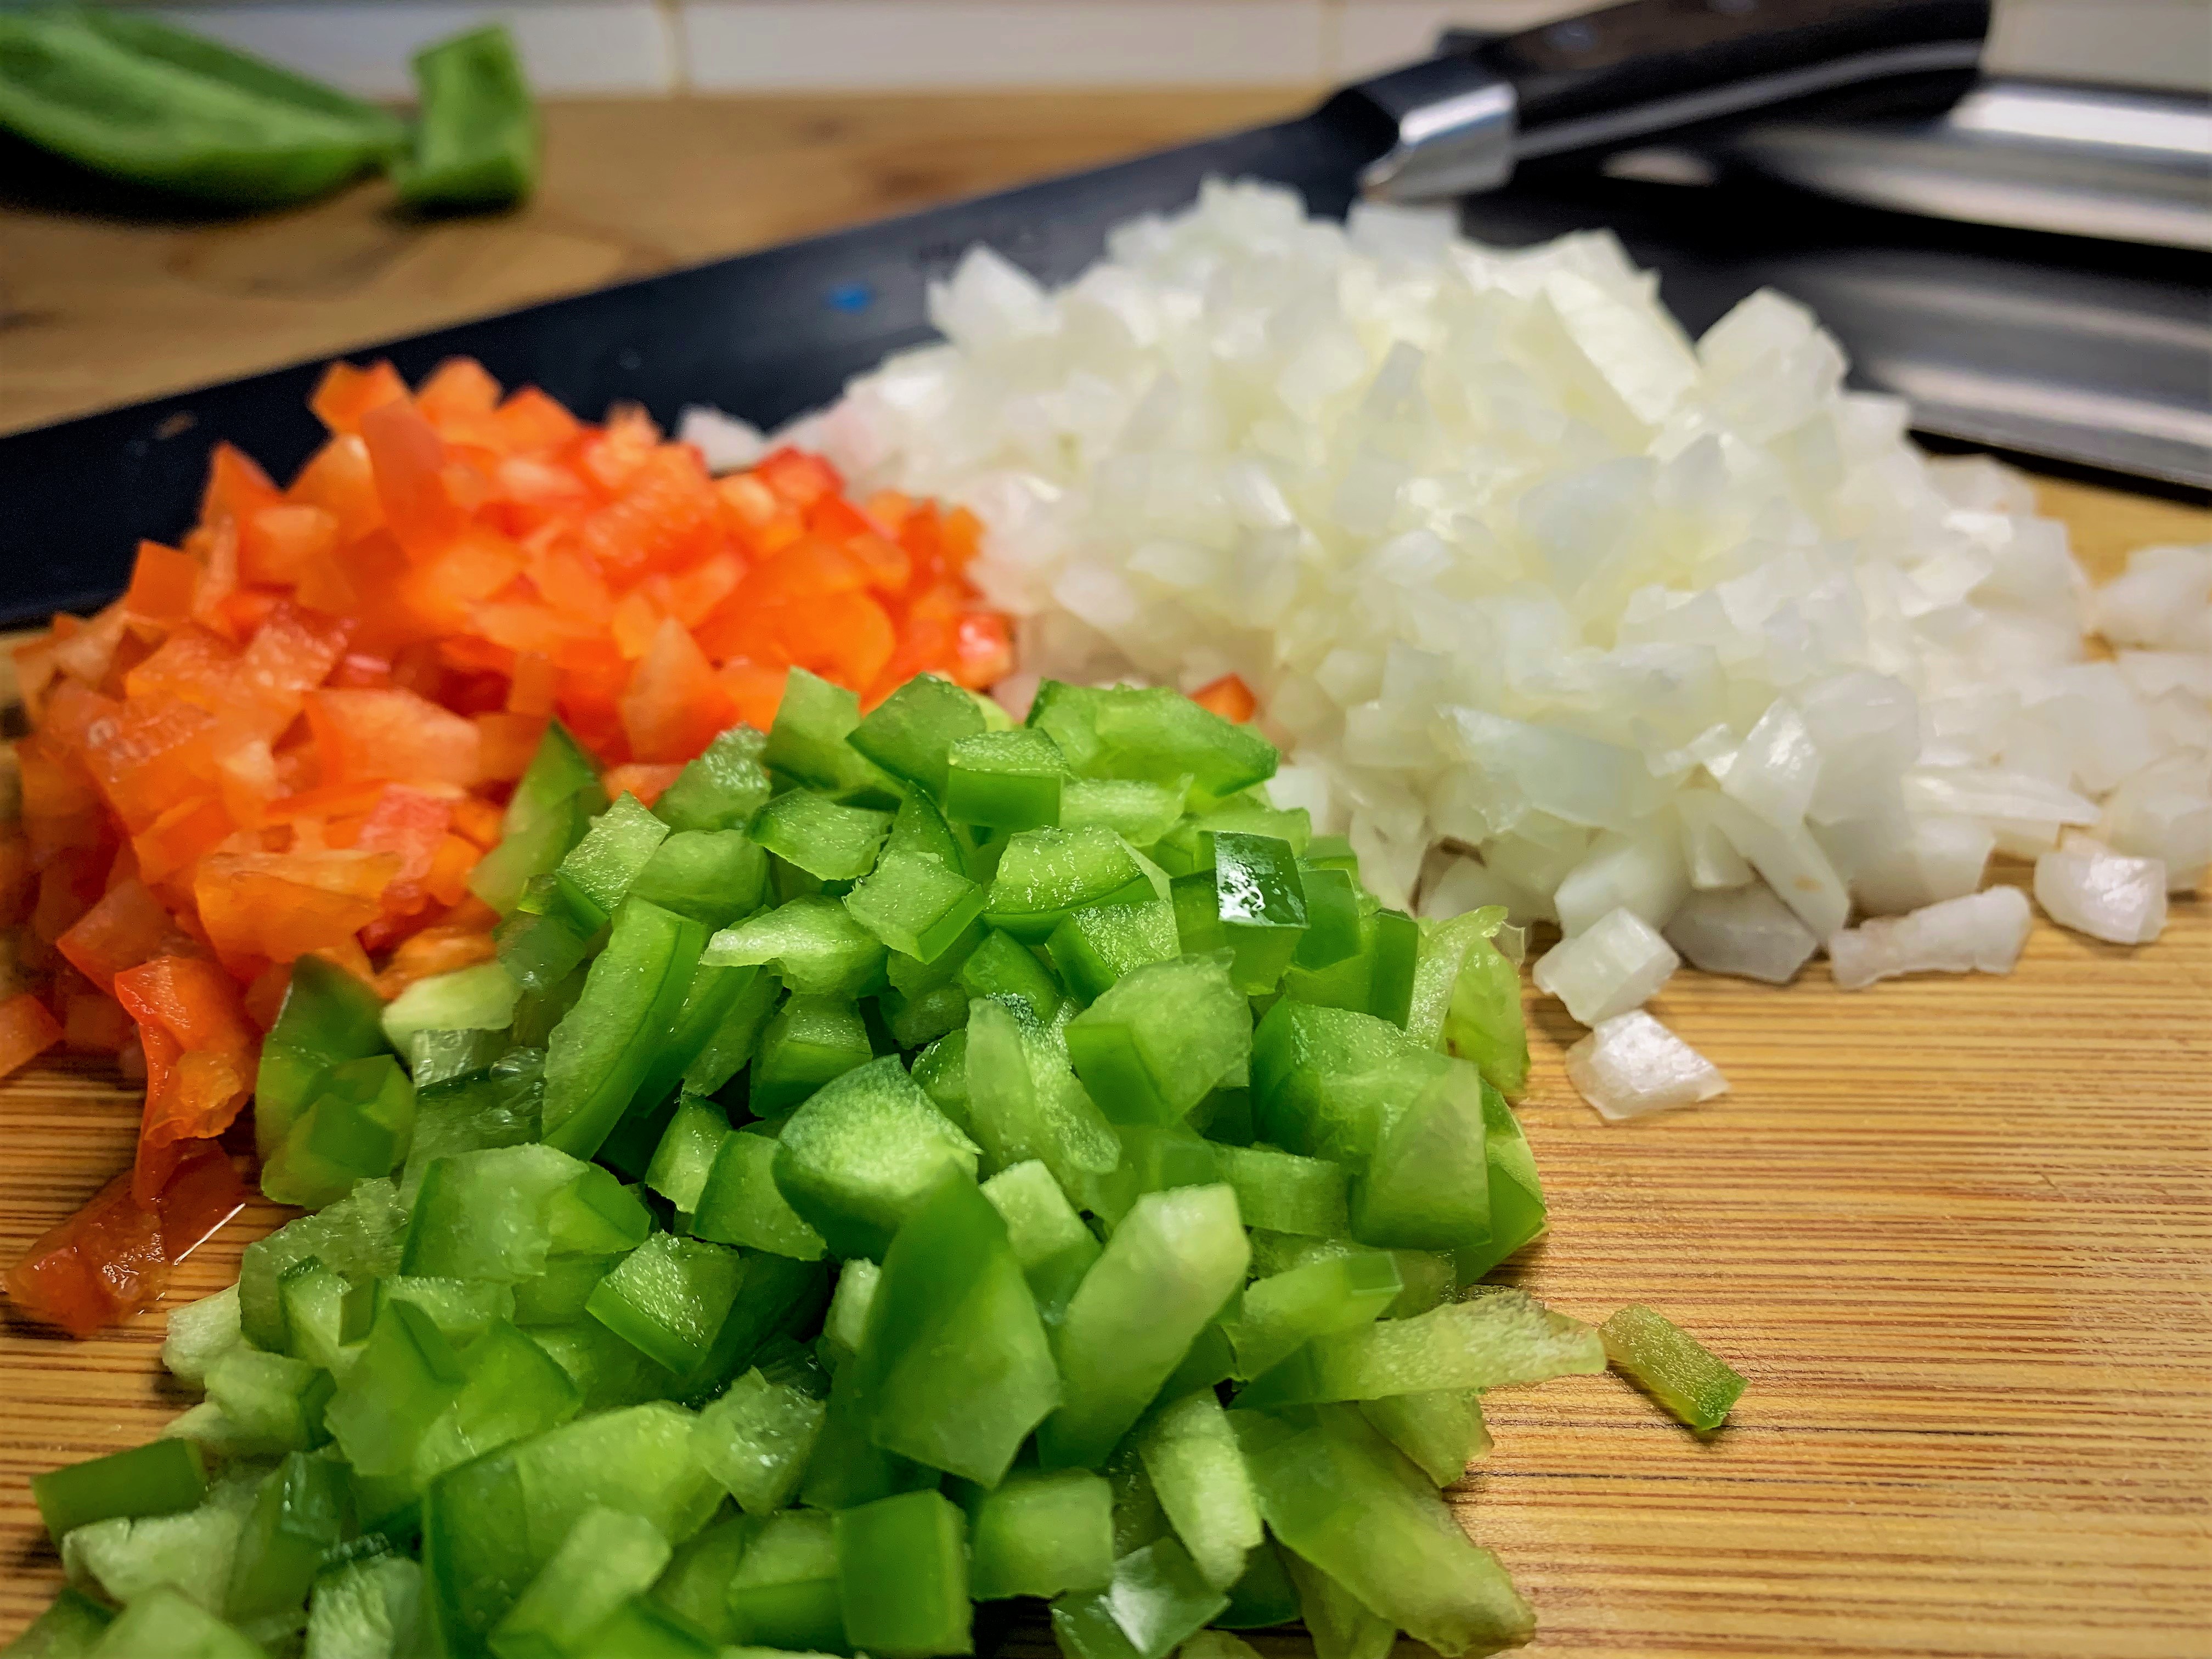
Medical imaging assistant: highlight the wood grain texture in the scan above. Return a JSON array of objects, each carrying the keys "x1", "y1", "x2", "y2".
[
  {"x1": 0, "y1": 89, "x2": 1313, "y2": 436},
  {"x1": 1, "y1": 92, "x2": 2208, "y2": 1652}
]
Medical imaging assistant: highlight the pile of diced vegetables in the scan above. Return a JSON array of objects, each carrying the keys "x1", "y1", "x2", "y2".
[
  {"x1": 12, "y1": 664, "x2": 1743, "y2": 1658},
  {"x1": 1, "y1": 358, "x2": 1012, "y2": 1338}
]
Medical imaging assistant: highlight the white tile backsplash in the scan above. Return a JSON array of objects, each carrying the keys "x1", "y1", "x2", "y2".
[
  {"x1": 679, "y1": 1, "x2": 1327, "y2": 92},
  {"x1": 145, "y1": 1, "x2": 680, "y2": 97}
]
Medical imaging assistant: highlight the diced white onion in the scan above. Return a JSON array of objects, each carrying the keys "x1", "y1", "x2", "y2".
[
  {"x1": 1532, "y1": 906, "x2": 1679, "y2": 1025},
  {"x1": 1565, "y1": 1011, "x2": 1729, "y2": 1122},
  {"x1": 1663, "y1": 884, "x2": 1819, "y2": 984},
  {"x1": 1826, "y1": 885, "x2": 2031, "y2": 989},
  {"x1": 812, "y1": 180, "x2": 2203, "y2": 990},
  {"x1": 2033, "y1": 835, "x2": 2169, "y2": 945},
  {"x1": 675, "y1": 405, "x2": 765, "y2": 474}
]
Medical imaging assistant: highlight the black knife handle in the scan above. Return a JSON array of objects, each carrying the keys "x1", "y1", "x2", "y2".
[{"x1": 1484, "y1": 0, "x2": 1990, "y2": 161}]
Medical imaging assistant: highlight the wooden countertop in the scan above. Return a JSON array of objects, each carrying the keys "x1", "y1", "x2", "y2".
[{"x1": 2, "y1": 91, "x2": 2208, "y2": 1659}]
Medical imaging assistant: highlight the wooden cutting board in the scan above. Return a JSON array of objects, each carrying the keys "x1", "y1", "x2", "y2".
[
  {"x1": 1, "y1": 91, "x2": 2207, "y2": 1652},
  {"x1": 0, "y1": 476, "x2": 2203, "y2": 1656}
]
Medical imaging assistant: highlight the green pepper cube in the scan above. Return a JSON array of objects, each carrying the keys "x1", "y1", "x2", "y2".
[
  {"x1": 772, "y1": 1056, "x2": 979, "y2": 1260},
  {"x1": 652, "y1": 1510, "x2": 751, "y2": 1643},
  {"x1": 1279, "y1": 1549, "x2": 1392, "y2": 1659},
  {"x1": 552, "y1": 791, "x2": 671, "y2": 927},
  {"x1": 1350, "y1": 1060, "x2": 1492, "y2": 1253},
  {"x1": 326, "y1": 1298, "x2": 469, "y2": 1478},
  {"x1": 8, "y1": 1587, "x2": 112, "y2": 1655},
  {"x1": 1293, "y1": 867, "x2": 1362, "y2": 969},
  {"x1": 205, "y1": 1345, "x2": 335, "y2": 1454},
  {"x1": 692, "y1": 1364, "x2": 827, "y2": 1514},
  {"x1": 1599, "y1": 1305, "x2": 1747, "y2": 1431},
  {"x1": 1048, "y1": 1536, "x2": 1227, "y2": 1659},
  {"x1": 238, "y1": 1176, "x2": 408, "y2": 1352},
  {"x1": 656, "y1": 724, "x2": 772, "y2": 832},
  {"x1": 263, "y1": 1052, "x2": 417, "y2": 1209},
  {"x1": 1453, "y1": 1086, "x2": 1547, "y2": 1283},
  {"x1": 1045, "y1": 898, "x2": 1179, "y2": 1002},
  {"x1": 30, "y1": 1438, "x2": 205, "y2": 1546},
  {"x1": 1064, "y1": 953, "x2": 1250, "y2": 1126},
  {"x1": 585, "y1": 1232, "x2": 748, "y2": 1376},
  {"x1": 1435, "y1": 922, "x2": 1528, "y2": 1098},
  {"x1": 966, "y1": 1466, "x2": 1113, "y2": 1601},
  {"x1": 1215, "y1": 1537, "x2": 1300, "y2": 1631},
  {"x1": 819, "y1": 1257, "x2": 881, "y2": 1369},
  {"x1": 496, "y1": 904, "x2": 596, "y2": 997},
  {"x1": 1088, "y1": 1124, "x2": 1222, "y2": 1228},
  {"x1": 1028, "y1": 682, "x2": 1276, "y2": 809},
  {"x1": 629, "y1": 828, "x2": 770, "y2": 929},
  {"x1": 845, "y1": 848, "x2": 987, "y2": 962},
  {"x1": 223, "y1": 1449, "x2": 350, "y2": 1623},
  {"x1": 80, "y1": 1585, "x2": 261, "y2": 1659},
  {"x1": 1248, "y1": 1000, "x2": 1424, "y2": 1166},
  {"x1": 1214, "y1": 1142, "x2": 1349, "y2": 1239},
  {"x1": 409, "y1": 1025, "x2": 508, "y2": 1092},
  {"x1": 584, "y1": 1596, "x2": 720, "y2": 1657},
  {"x1": 393, "y1": 22, "x2": 538, "y2": 210},
  {"x1": 764, "y1": 667, "x2": 902, "y2": 805},
  {"x1": 471, "y1": 720, "x2": 603, "y2": 913},
  {"x1": 887, "y1": 785, "x2": 970, "y2": 874},
  {"x1": 1039, "y1": 1184, "x2": 1249, "y2": 1469},
  {"x1": 962, "y1": 999, "x2": 1121, "y2": 1206},
  {"x1": 850, "y1": 1176, "x2": 1058, "y2": 1486},
  {"x1": 985, "y1": 826, "x2": 1154, "y2": 942},
  {"x1": 945, "y1": 727, "x2": 1066, "y2": 832},
  {"x1": 540, "y1": 898, "x2": 707, "y2": 1159},
  {"x1": 850, "y1": 673, "x2": 989, "y2": 800},
  {"x1": 1136, "y1": 1390, "x2": 1262, "y2": 1590},
  {"x1": 255, "y1": 953, "x2": 388, "y2": 1162},
  {"x1": 487, "y1": 1504, "x2": 672, "y2": 1659},
  {"x1": 1189, "y1": 833, "x2": 1307, "y2": 993},
  {"x1": 725, "y1": 1509, "x2": 846, "y2": 1652},
  {"x1": 1238, "y1": 1288, "x2": 1604, "y2": 1409},
  {"x1": 1236, "y1": 1407, "x2": 1533, "y2": 1657},
  {"x1": 752, "y1": 790, "x2": 893, "y2": 883},
  {"x1": 411, "y1": 1319, "x2": 583, "y2": 1489},
  {"x1": 882, "y1": 983, "x2": 970, "y2": 1050},
  {"x1": 834, "y1": 1489, "x2": 972, "y2": 1658},
  {"x1": 980, "y1": 1158, "x2": 1100, "y2": 1309},
  {"x1": 1358, "y1": 1387, "x2": 1489, "y2": 1486},
  {"x1": 379, "y1": 1275, "x2": 520, "y2": 1347},
  {"x1": 546, "y1": 1165, "x2": 651, "y2": 1257},
  {"x1": 402, "y1": 1142, "x2": 589, "y2": 1280},
  {"x1": 705, "y1": 896, "x2": 887, "y2": 998},
  {"x1": 1058, "y1": 777, "x2": 1190, "y2": 848},
  {"x1": 959, "y1": 927, "x2": 1063, "y2": 1023},
  {"x1": 802, "y1": 1352, "x2": 933, "y2": 1513},
  {"x1": 694, "y1": 1131, "x2": 827, "y2": 1261},
  {"x1": 750, "y1": 995, "x2": 873, "y2": 1118},
  {"x1": 645, "y1": 1092, "x2": 732, "y2": 1214},
  {"x1": 679, "y1": 965, "x2": 782, "y2": 1099},
  {"x1": 1225, "y1": 1249, "x2": 1402, "y2": 1382}
]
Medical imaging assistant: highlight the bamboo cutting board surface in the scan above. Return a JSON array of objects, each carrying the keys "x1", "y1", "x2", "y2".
[{"x1": 0, "y1": 475, "x2": 2204, "y2": 1656}]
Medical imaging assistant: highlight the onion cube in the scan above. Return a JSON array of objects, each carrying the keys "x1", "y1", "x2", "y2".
[
  {"x1": 1565, "y1": 1012, "x2": 1728, "y2": 1123},
  {"x1": 1532, "y1": 907, "x2": 1678, "y2": 1025},
  {"x1": 1826, "y1": 885, "x2": 2030, "y2": 990},
  {"x1": 2033, "y1": 837, "x2": 2168, "y2": 945}
]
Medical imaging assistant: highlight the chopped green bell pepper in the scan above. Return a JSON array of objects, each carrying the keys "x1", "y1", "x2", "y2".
[
  {"x1": 984, "y1": 826, "x2": 1154, "y2": 942},
  {"x1": 706, "y1": 896, "x2": 887, "y2": 998},
  {"x1": 725, "y1": 1509, "x2": 847, "y2": 1652},
  {"x1": 1280, "y1": 1549, "x2": 1395, "y2": 1659},
  {"x1": 764, "y1": 668, "x2": 901, "y2": 808},
  {"x1": 1226, "y1": 1249, "x2": 1401, "y2": 1381},
  {"x1": 850, "y1": 673, "x2": 989, "y2": 800},
  {"x1": 965, "y1": 1464, "x2": 1111, "y2": 1600},
  {"x1": 263, "y1": 1052, "x2": 416, "y2": 1209},
  {"x1": 772, "y1": 1056, "x2": 979, "y2": 1260},
  {"x1": 1238, "y1": 1288, "x2": 1604, "y2": 1408},
  {"x1": 979, "y1": 1157, "x2": 1099, "y2": 1312},
  {"x1": 30, "y1": 1438, "x2": 205, "y2": 1546},
  {"x1": 1048, "y1": 1535, "x2": 1227, "y2": 1659},
  {"x1": 1063, "y1": 953, "x2": 1249, "y2": 1125},
  {"x1": 655, "y1": 724, "x2": 772, "y2": 832},
  {"x1": 849, "y1": 1175, "x2": 1058, "y2": 1485},
  {"x1": 1039, "y1": 1183, "x2": 1249, "y2": 1468},
  {"x1": 490, "y1": 1504, "x2": 672, "y2": 1659},
  {"x1": 541, "y1": 898, "x2": 707, "y2": 1158},
  {"x1": 255, "y1": 953, "x2": 390, "y2": 1163},
  {"x1": 694, "y1": 1130, "x2": 828, "y2": 1260},
  {"x1": 846, "y1": 849, "x2": 988, "y2": 962},
  {"x1": 586, "y1": 1232, "x2": 748, "y2": 1376},
  {"x1": 962, "y1": 998, "x2": 1120, "y2": 1205},
  {"x1": 835, "y1": 1489, "x2": 972, "y2": 1658},
  {"x1": 326, "y1": 1299, "x2": 469, "y2": 1479},
  {"x1": 1358, "y1": 1388, "x2": 1490, "y2": 1486},
  {"x1": 1212, "y1": 1142, "x2": 1348, "y2": 1238},
  {"x1": 751, "y1": 790, "x2": 893, "y2": 883},
  {"x1": 223, "y1": 1449, "x2": 351, "y2": 1624},
  {"x1": 1028, "y1": 681, "x2": 1275, "y2": 809},
  {"x1": 751, "y1": 995, "x2": 873, "y2": 1117},
  {"x1": 945, "y1": 727, "x2": 1067, "y2": 831},
  {"x1": 693, "y1": 1363, "x2": 827, "y2": 1513},
  {"x1": 1217, "y1": 1533, "x2": 1301, "y2": 1630},
  {"x1": 392, "y1": 24, "x2": 538, "y2": 211},
  {"x1": 1136, "y1": 1389, "x2": 1263, "y2": 1590},
  {"x1": 1044, "y1": 896, "x2": 1179, "y2": 1002},
  {"x1": 1599, "y1": 1305, "x2": 1747, "y2": 1431},
  {"x1": 629, "y1": 829, "x2": 770, "y2": 929},
  {"x1": 644, "y1": 1092, "x2": 732, "y2": 1214}
]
